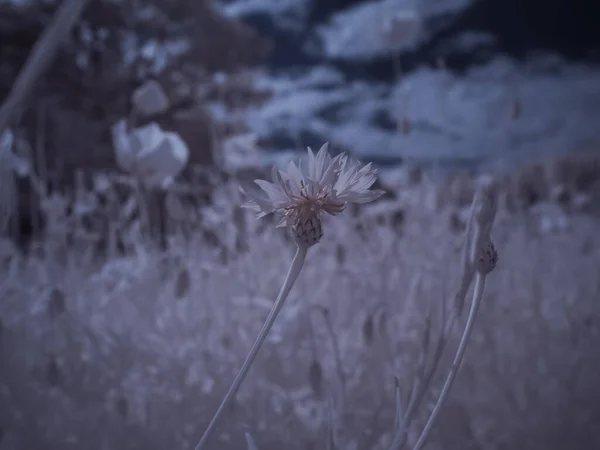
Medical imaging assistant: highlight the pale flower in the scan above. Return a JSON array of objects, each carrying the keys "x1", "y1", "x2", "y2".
[
  {"x1": 242, "y1": 142, "x2": 384, "y2": 246},
  {"x1": 111, "y1": 119, "x2": 189, "y2": 188}
]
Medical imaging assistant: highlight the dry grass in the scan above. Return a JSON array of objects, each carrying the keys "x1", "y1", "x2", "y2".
[{"x1": 0, "y1": 165, "x2": 599, "y2": 450}]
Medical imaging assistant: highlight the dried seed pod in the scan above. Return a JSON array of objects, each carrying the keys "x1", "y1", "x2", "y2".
[
  {"x1": 476, "y1": 237, "x2": 498, "y2": 275},
  {"x1": 308, "y1": 359, "x2": 323, "y2": 397},
  {"x1": 174, "y1": 268, "x2": 191, "y2": 299},
  {"x1": 362, "y1": 314, "x2": 374, "y2": 345},
  {"x1": 47, "y1": 288, "x2": 66, "y2": 319}
]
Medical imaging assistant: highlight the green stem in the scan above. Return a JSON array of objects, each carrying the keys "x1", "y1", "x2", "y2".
[{"x1": 194, "y1": 244, "x2": 308, "y2": 450}]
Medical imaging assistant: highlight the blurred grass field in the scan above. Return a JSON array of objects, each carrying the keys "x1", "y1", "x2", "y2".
[{"x1": 1, "y1": 155, "x2": 599, "y2": 450}]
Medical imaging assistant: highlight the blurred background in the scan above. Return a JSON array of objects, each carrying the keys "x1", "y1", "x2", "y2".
[{"x1": 0, "y1": 0, "x2": 600, "y2": 449}]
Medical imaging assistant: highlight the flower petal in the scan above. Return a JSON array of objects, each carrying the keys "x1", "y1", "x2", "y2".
[
  {"x1": 313, "y1": 142, "x2": 330, "y2": 183},
  {"x1": 239, "y1": 142, "x2": 383, "y2": 227},
  {"x1": 306, "y1": 146, "x2": 317, "y2": 180},
  {"x1": 254, "y1": 179, "x2": 290, "y2": 207},
  {"x1": 284, "y1": 160, "x2": 305, "y2": 195}
]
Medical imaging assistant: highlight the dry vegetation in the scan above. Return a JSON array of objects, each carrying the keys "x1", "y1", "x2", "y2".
[
  {"x1": 1, "y1": 1, "x2": 600, "y2": 449},
  {"x1": 1, "y1": 154, "x2": 599, "y2": 450}
]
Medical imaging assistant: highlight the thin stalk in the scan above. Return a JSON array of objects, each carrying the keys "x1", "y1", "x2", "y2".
[
  {"x1": 319, "y1": 307, "x2": 347, "y2": 400},
  {"x1": 411, "y1": 273, "x2": 487, "y2": 450},
  {"x1": 0, "y1": 0, "x2": 91, "y2": 136},
  {"x1": 194, "y1": 244, "x2": 308, "y2": 450},
  {"x1": 388, "y1": 279, "x2": 467, "y2": 450},
  {"x1": 134, "y1": 178, "x2": 151, "y2": 243}
]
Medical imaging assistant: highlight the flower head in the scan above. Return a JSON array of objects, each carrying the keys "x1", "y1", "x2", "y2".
[{"x1": 242, "y1": 143, "x2": 384, "y2": 246}]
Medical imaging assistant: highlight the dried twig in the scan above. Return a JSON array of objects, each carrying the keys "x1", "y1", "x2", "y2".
[{"x1": 0, "y1": 0, "x2": 91, "y2": 136}]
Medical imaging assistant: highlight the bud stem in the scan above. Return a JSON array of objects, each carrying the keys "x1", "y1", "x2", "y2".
[{"x1": 411, "y1": 273, "x2": 487, "y2": 450}]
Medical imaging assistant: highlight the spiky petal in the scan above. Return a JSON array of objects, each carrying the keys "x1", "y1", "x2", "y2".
[{"x1": 242, "y1": 143, "x2": 384, "y2": 246}]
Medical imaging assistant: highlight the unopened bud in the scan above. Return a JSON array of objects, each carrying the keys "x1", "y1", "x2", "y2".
[
  {"x1": 293, "y1": 213, "x2": 323, "y2": 247},
  {"x1": 476, "y1": 237, "x2": 498, "y2": 275}
]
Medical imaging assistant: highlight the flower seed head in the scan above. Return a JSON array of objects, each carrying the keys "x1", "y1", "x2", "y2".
[{"x1": 241, "y1": 143, "x2": 384, "y2": 246}]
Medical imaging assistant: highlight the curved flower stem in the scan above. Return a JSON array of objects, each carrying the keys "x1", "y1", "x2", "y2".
[
  {"x1": 411, "y1": 273, "x2": 487, "y2": 450},
  {"x1": 194, "y1": 244, "x2": 309, "y2": 450}
]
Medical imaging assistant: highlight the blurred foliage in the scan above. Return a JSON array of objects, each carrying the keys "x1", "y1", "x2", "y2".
[{"x1": 0, "y1": 0, "x2": 271, "y2": 179}]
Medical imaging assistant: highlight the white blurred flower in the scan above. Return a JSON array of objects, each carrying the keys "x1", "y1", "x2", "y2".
[
  {"x1": 242, "y1": 142, "x2": 384, "y2": 247},
  {"x1": 131, "y1": 80, "x2": 170, "y2": 117},
  {"x1": 111, "y1": 119, "x2": 189, "y2": 188}
]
